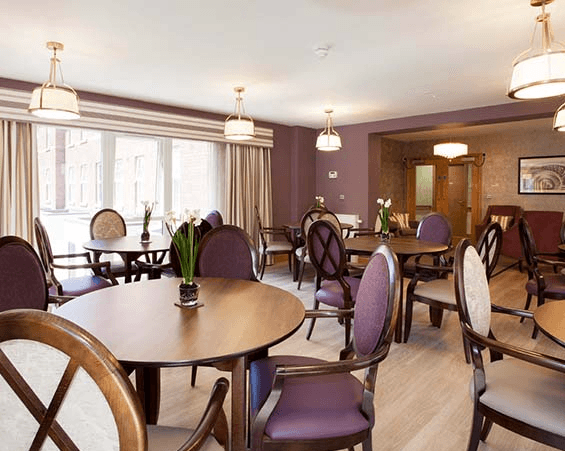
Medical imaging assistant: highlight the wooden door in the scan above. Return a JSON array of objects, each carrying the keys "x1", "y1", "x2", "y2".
[{"x1": 448, "y1": 164, "x2": 467, "y2": 237}]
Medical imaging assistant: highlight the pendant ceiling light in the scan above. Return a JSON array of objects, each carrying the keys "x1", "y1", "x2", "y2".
[
  {"x1": 29, "y1": 41, "x2": 80, "y2": 120},
  {"x1": 433, "y1": 142, "x2": 468, "y2": 159},
  {"x1": 553, "y1": 101, "x2": 565, "y2": 130},
  {"x1": 224, "y1": 87, "x2": 255, "y2": 141},
  {"x1": 508, "y1": 0, "x2": 565, "y2": 99},
  {"x1": 316, "y1": 109, "x2": 342, "y2": 151}
]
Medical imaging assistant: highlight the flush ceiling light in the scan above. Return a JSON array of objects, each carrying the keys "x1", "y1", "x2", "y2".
[
  {"x1": 224, "y1": 87, "x2": 255, "y2": 141},
  {"x1": 316, "y1": 109, "x2": 342, "y2": 151},
  {"x1": 29, "y1": 41, "x2": 80, "y2": 120},
  {"x1": 433, "y1": 142, "x2": 468, "y2": 159},
  {"x1": 508, "y1": 0, "x2": 565, "y2": 99}
]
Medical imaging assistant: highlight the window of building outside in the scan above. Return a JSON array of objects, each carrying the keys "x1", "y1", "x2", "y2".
[{"x1": 36, "y1": 125, "x2": 219, "y2": 262}]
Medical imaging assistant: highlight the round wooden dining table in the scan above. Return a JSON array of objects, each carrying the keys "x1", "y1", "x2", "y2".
[
  {"x1": 83, "y1": 235, "x2": 171, "y2": 283},
  {"x1": 534, "y1": 301, "x2": 565, "y2": 347},
  {"x1": 56, "y1": 276, "x2": 305, "y2": 451},
  {"x1": 344, "y1": 235, "x2": 449, "y2": 343}
]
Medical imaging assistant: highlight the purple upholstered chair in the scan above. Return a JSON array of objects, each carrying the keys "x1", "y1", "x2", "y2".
[
  {"x1": 197, "y1": 224, "x2": 258, "y2": 281},
  {"x1": 0, "y1": 236, "x2": 48, "y2": 312},
  {"x1": 519, "y1": 217, "x2": 565, "y2": 338},
  {"x1": 204, "y1": 210, "x2": 224, "y2": 229},
  {"x1": 34, "y1": 217, "x2": 117, "y2": 302},
  {"x1": 306, "y1": 219, "x2": 361, "y2": 345},
  {"x1": 453, "y1": 239, "x2": 565, "y2": 450},
  {"x1": 404, "y1": 221, "x2": 502, "y2": 343},
  {"x1": 249, "y1": 244, "x2": 400, "y2": 451}
]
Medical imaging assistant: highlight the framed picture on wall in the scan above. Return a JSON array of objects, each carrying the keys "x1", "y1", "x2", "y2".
[{"x1": 518, "y1": 156, "x2": 565, "y2": 194}]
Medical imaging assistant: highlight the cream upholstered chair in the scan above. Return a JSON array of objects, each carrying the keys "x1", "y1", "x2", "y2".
[
  {"x1": 90, "y1": 208, "x2": 131, "y2": 278},
  {"x1": 453, "y1": 239, "x2": 565, "y2": 451},
  {"x1": 0, "y1": 309, "x2": 229, "y2": 451}
]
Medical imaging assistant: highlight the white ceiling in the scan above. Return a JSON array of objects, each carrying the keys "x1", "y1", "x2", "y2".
[{"x1": 1, "y1": 0, "x2": 563, "y2": 129}]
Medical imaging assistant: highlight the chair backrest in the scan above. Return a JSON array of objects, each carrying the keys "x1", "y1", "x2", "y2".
[
  {"x1": 197, "y1": 225, "x2": 258, "y2": 281},
  {"x1": 171, "y1": 219, "x2": 213, "y2": 277},
  {"x1": 454, "y1": 239, "x2": 492, "y2": 338},
  {"x1": 300, "y1": 207, "x2": 326, "y2": 241},
  {"x1": 90, "y1": 208, "x2": 127, "y2": 239},
  {"x1": 0, "y1": 309, "x2": 146, "y2": 450},
  {"x1": 518, "y1": 217, "x2": 538, "y2": 271},
  {"x1": 416, "y1": 212, "x2": 452, "y2": 246},
  {"x1": 254, "y1": 205, "x2": 267, "y2": 249},
  {"x1": 353, "y1": 244, "x2": 400, "y2": 356},
  {"x1": 476, "y1": 221, "x2": 503, "y2": 281},
  {"x1": 204, "y1": 210, "x2": 224, "y2": 228},
  {"x1": 0, "y1": 236, "x2": 48, "y2": 312},
  {"x1": 317, "y1": 210, "x2": 342, "y2": 235},
  {"x1": 485, "y1": 204, "x2": 522, "y2": 227},
  {"x1": 307, "y1": 219, "x2": 348, "y2": 281},
  {"x1": 523, "y1": 210, "x2": 564, "y2": 254},
  {"x1": 34, "y1": 217, "x2": 56, "y2": 279}
]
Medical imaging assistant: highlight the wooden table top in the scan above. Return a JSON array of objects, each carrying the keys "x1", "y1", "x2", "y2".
[
  {"x1": 56, "y1": 277, "x2": 305, "y2": 367},
  {"x1": 83, "y1": 235, "x2": 171, "y2": 254},
  {"x1": 345, "y1": 235, "x2": 449, "y2": 257},
  {"x1": 284, "y1": 222, "x2": 353, "y2": 231},
  {"x1": 534, "y1": 301, "x2": 565, "y2": 347}
]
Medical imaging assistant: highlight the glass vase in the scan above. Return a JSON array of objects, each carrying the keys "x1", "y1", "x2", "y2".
[{"x1": 178, "y1": 282, "x2": 200, "y2": 307}]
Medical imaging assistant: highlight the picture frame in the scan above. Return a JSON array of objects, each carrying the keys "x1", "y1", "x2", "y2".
[{"x1": 518, "y1": 155, "x2": 565, "y2": 194}]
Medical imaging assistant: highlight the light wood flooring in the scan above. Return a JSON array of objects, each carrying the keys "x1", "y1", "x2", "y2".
[{"x1": 155, "y1": 257, "x2": 565, "y2": 451}]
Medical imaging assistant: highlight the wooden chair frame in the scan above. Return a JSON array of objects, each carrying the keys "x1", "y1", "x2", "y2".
[{"x1": 296, "y1": 207, "x2": 327, "y2": 289}]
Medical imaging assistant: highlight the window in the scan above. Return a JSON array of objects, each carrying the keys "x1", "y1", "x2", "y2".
[
  {"x1": 44, "y1": 168, "x2": 51, "y2": 204},
  {"x1": 80, "y1": 164, "x2": 88, "y2": 206},
  {"x1": 135, "y1": 156, "x2": 145, "y2": 214},
  {"x1": 67, "y1": 166, "x2": 75, "y2": 206},
  {"x1": 96, "y1": 162, "x2": 102, "y2": 207},
  {"x1": 114, "y1": 159, "x2": 124, "y2": 211}
]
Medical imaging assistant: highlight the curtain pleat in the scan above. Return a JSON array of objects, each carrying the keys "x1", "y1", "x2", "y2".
[
  {"x1": 220, "y1": 143, "x2": 273, "y2": 247},
  {"x1": 0, "y1": 121, "x2": 38, "y2": 242}
]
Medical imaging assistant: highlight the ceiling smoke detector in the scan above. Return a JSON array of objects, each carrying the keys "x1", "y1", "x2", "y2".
[{"x1": 314, "y1": 45, "x2": 330, "y2": 58}]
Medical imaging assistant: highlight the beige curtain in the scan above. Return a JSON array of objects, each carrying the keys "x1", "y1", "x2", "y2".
[
  {"x1": 0, "y1": 121, "x2": 39, "y2": 242},
  {"x1": 216, "y1": 143, "x2": 273, "y2": 246}
]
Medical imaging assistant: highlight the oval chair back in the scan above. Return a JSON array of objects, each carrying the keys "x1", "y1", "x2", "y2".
[
  {"x1": 204, "y1": 210, "x2": 224, "y2": 229},
  {"x1": 476, "y1": 221, "x2": 503, "y2": 282},
  {"x1": 416, "y1": 212, "x2": 452, "y2": 246},
  {"x1": 300, "y1": 207, "x2": 326, "y2": 242},
  {"x1": 307, "y1": 219, "x2": 347, "y2": 282},
  {"x1": 317, "y1": 211, "x2": 342, "y2": 236},
  {"x1": 90, "y1": 208, "x2": 127, "y2": 239},
  {"x1": 0, "y1": 236, "x2": 48, "y2": 312},
  {"x1": 197, "y1": 225, "x2": 258, "y2": 281}
]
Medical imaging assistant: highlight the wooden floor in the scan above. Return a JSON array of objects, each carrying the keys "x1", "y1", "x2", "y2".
[{"x1": 156, "y1": 257, "x2": 565, "y2": 451}]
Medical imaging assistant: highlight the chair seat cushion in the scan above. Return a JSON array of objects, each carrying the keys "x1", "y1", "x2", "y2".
[
  {"x1": 50, "y1": 275, "x2": 114, "y2": 297},
  {"x1": 250, "y1": 355, "x2": 367, "y2": 441},
  {"x1": 525, "y1": 273, "x2": 565, "y2": 297},
  {"x1": 478, "y1": 358, "x2": 565, "y2": 437},
  {"x1": 147, "y1": 425, "x2": 223, "y2": 451},
  {"x1": 260, "y1": 241, "x2": 293, "y2": 253},
  {"x1": 315, "y1": 277, "x2": 361, "y2": 308},
  {"x1": 413, "y1": 278, "x2": 456, "y2": 305}
]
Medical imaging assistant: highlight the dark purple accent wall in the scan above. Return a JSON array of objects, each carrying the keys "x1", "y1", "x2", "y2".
[{"x1": 290, "y1": 127, "x2": 317, "y2": 222}]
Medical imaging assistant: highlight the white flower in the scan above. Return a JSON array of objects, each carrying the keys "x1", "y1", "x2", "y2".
[
  {"x1": 141, "y1": 200, "x2": 149, "y2": 207},
  {"x1": 164, "y1": 210, "x2": 176, "y2": 226},
  {"x1": 189, "y1": 209, "x2": 201, "y2": 224},
  {"x1": 377, "y1": 198, "x2": 384, "y2": 205},
  {"x1": 384, "y1": 199, "x2": 392, "y2": 208}
]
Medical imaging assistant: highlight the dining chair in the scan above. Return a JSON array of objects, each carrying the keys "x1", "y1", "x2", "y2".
[
  {"x1": 519, "y1": 217, "x2": 565, "y2": 338},
  {"x1": 306, "y1": 218, "x2": 362, "y2": 346},
  {"x1": 254, "y1": 205, "x2": 294, "y2": 279},
  {"x1": 295, "y1": 207, "x2": 326, "y2": 289},
  {"x1": 191, "y1": 224, "x2": 259, "y2": 386},
  {"x1": 34, "y1": 217, "x2": 118, "y2": 299},
  {"x1": 453, "y1": 239, "x2": 565, "y2": 451},
  {"x1": 0, "y1": 309, "x2": 229, "y2": 451},
  {"x1": 0, "y1": 236, "x2": 49, "y2": 311},
  {"x1": 249, "y1": 244, "x2": 400, "y2": 451},
  {"x1": 89, "y1": 207, "x2": 131, "y2": 278},
  {"x1": 204, "y1": 210, "x2": 224, "y2": 228},
  {"x1": 404, "y1": 221, "x2": 502, "y2": 343},
  {"x1": 403, "y1": 211, "x2": 453, "y2": 280}
]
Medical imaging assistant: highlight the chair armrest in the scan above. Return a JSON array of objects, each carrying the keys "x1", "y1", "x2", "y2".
[
  {"x1": 176, "y1": 377, "x2": 230, "y2": 451},
  {"x1": 536, "y1": 256, "x2": 565, "y2": 268},
  {"x1": 51, "y1": 260, "x2": 118, "y2": 285},
  {"x1": 305, "y1": 308, "x2": 353, "y2": 319},
  {"x1": 350, "y1": 228, "x2": 379, "y2": 237},
  {"x1": 53, "y1": 251, "x2": 93, "y2": 263},
  {"x1": 491, "y1": 303, "x2": 533, "y2": 320}
]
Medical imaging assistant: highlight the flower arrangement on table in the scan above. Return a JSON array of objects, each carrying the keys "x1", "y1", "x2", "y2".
[
  {"x1": 377, "y1": 198, "x2": 392, "y2": 237},
  {"x1": 165, "y1": 209, "x2": 201, "y2": 288},
  {"x1": 141, "y1": 201, "x2": 154, "y2": 241},
  {"x1": 315, "y1": 195, "x2": 325, "y2": 209}
]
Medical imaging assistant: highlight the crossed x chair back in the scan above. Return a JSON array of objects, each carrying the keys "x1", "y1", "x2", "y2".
[
  {"x1": 254, "y1": 205, "x2": 294, "y2": 280},
  {"x1": 295, "y1": 207, "x2": 327, "y2": 289},
  {"x1": 519, "y1": 217, "x2": 565, "y2": 338},
  {"x1": 404, "y1": 221, "x2": 502, "y2": 343},
  {"x1": 89, "y1": 208, "x2": 131, "y2": 278},
  {"x1": 0, "y1": 236, "x2": 48, "y2": 312},
  {"x1": 306, "y1": 219, "x2": 361, "y2": 345},
  {"x1": 453, "y1": 239, "x2": 565, "y2": 451},
  {"x1": 0, "y1": 309, "x2": 229, "y2": 451},
  {"x1": 249, "y1": 244, "x2": 400, "y2": 451},
  {"x1": 34, "y1": 217, "x2": 117, "y2": 301}
]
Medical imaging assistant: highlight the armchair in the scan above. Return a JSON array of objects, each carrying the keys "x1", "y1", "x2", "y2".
[
  {"x1": 249, "y1": 244, "x2": 400, "y2": 451},
  {"x1": 89, "y1": 208, "x2": 131, "y2": 278},
  {"x1": 255, "y1": 205, "x2": 294, "y2": 279},
  {"x1": 453, "y1": 239, "x2": 565, "y2": 451},
  {"x1": 475, "y1": 205, "x2": 522, "y2": 261},
  {"x1": 0, "y1": 309, "x2": 229, "y2": 451}
]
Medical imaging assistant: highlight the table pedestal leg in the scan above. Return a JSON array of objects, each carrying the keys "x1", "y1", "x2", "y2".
[
  {"x1": 231, "y1": 357, "x2": 246, "y2": 451},
  {"x1": 135, "y1": 367, "x2": 161, "y2": 424}
]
